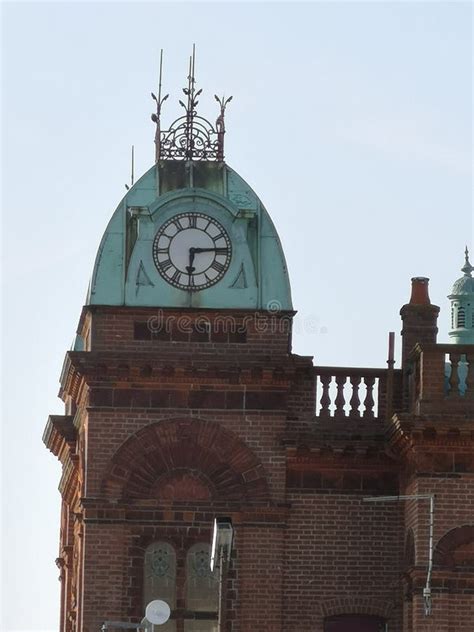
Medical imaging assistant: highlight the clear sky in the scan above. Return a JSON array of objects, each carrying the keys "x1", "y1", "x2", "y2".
[{"x1": 1, "y1": 1, "x2": 472, "y2": 630}]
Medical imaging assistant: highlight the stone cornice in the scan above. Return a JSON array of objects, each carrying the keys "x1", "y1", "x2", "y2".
[
  {"x1": 59, "y1": 350, "x2": 309, "y2": 401},
  {"x1": 387, "y1": 412, "x2": 474, "y2": 475},
  {"x1": 389, "y1": 413, "x2": 474, "y2": 447},
  {"x1": 42, "y1": 415, "x2": 76, "y2": 462}
]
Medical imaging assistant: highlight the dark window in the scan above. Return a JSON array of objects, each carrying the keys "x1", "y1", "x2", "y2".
[
  {"x1": 134, "y1": 321, "x2": 246, "y2": 344},
  {"x1": 228, "y1": 329, "x2": 247, "y2": 343},
  {"x1": 134, "y1": 321, "x2": 152, "y2": 340},
  {"x1": 134, "y1": 321, "x2": 171, "y2": 341},
  {"x1": 190, "y1": 324, "x2": 210, "y2": 342}
]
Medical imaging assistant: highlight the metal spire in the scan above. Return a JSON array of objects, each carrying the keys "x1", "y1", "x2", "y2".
[
  {"x1": 461, "y1": 245, "x2": 474, "y2": 277},
  {"x1": 180, "y1": 44, "x2": 202, "y2": 160},
  {"x1": 151, "y1": 49, "x2": 169, "y2": 164},
  {"x1": 151, "y1": 46, "x2": 232, "y2": 162},
  {"x1": 125, "y1": 145, "x2": 135, "y2": 191}
]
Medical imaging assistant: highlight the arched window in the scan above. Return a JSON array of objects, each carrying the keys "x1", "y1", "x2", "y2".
[
  {"x1": 142, "y1": 542, "x2": 218, "y2": 631},
  {"x1": 457, "y1": 307, "x2": 466, "y2": 328},
  {"x1": 434, "y1": 525, "x2": 474, "y2": 570},
  {"x1": 324, "y1": 615, "x2": 386, "y2": 632},
  {"x1": 185, "y1": 543, "x2": 218, "y2": 631},
  {"x1": 143, "y1": 541, "x2": 176, "y2": 630}
]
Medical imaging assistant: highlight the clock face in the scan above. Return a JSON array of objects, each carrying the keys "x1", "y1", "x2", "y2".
[{"x1": 153, "y1": 212, "x2": 232, "y2": 290}]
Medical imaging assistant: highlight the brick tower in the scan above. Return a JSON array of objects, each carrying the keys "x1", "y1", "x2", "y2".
[{"x1": 44, "y1": 56, "x2": 474, "y2": 632}]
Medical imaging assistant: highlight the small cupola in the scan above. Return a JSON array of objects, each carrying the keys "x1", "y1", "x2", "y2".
[{"x1": 448, "y1": 247, "x2": 474, "y2": 344}]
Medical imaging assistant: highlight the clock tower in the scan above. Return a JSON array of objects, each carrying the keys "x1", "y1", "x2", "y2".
[
  {"x1": 44, "y1": 51, "x2": 303, "y2": 632},
  {"x1": 44, "y1": 51, "x2": 474, "y2": 632}
]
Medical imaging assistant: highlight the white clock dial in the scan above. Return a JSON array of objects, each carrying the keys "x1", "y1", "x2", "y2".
[{"x1": 153, "y1": 212, "x2": 232, "y2": 290}]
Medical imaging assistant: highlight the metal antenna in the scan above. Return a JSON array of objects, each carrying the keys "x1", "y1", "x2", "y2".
[
  {"x1": 181, "y1": 44, "x2": 201, "y2": 159},
  {"x1": 188, "y1": 44, "x2": 196, "y2": 107},
  {"x1": 125, "y1": 145, "x2": 135, "y2": 190},
  {"x1": 158, "y1": 48, "x2": 164, "y2": 105},
  {"x1": 151, "y1": 49, "x2": 169, "y2": 163}
]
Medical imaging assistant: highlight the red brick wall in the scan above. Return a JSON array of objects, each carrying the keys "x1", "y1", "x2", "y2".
[
  {"x1": 81, "y1": 524, "x2": 128, "y2": 631},
  {"x1": 282, "y1": 493, "x2": 404, "y2": 632},
  {"x1": 402, "y1": 474, "x2": 474, "y2": 632},
  {"x1": 47, "y1": 306, "x2": 474, "y2": 631},
  {"x1": 85, "y1": 307, "x2": 293, "y2": 356}
]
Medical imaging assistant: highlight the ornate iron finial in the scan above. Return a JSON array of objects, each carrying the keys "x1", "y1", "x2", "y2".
[
  {"x1": 215, "y1": 95, "x2": 233, "y2": 161},
  {"x1": 152, "y1": 46, "x2": 232, "y2": 162},
  {"x1": 462, "y1": 245, "x2": 473, "y2": 277}
]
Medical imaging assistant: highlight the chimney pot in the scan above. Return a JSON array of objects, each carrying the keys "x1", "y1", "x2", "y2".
[{"x1": 409, "y1": 277, "x2": 431, "y2": 305}]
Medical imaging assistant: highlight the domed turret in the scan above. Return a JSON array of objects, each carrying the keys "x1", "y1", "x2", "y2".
[
  {"x1": 87, "y1": 51, "x2": 292, "y2": 312},
  {"x1": 448, "y1": 247, "x2": 474, "y2": 344}
]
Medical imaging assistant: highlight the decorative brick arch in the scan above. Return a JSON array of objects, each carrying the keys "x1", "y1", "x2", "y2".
[
  {"x1": 318, "y1": 597, "x2": 395, "y2": 620},
  {"x1": 433, "y1": 525, "x2": 474, "y2": 570},
  {"x1": 101, "y1": 417, "x2": 270, "y2": 502}
]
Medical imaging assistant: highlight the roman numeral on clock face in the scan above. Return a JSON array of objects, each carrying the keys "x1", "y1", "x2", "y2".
[
  {"x1": 160, "y1": 259, "x2": 173, "y2": 272},
  {"x1": 210, "y1": 260, "x2": 225, "y2": 273}
]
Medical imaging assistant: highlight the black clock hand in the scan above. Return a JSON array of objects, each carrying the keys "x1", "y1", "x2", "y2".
[
  {"x1": 192, "y1": 247, "x2": 229, "y2": 254},
  {"x1": 186, "y1": 248, "x2": 196, "y2": 274}
]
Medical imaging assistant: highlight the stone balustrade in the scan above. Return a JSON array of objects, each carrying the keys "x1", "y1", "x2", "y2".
[
  {"x1": 314, "y1": 366, "x2": 402, "y2": 421},
  {"x1": 407, "y1": 343, "x2": 473, "y2": 414}
]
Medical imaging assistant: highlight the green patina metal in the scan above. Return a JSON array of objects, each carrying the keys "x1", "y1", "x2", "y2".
[
  {"x1": 444, "y1": 248, "x2": 473, "y2": 396},
  {"x1": 448, "y1": 247, "x2": 474, "y2": 344},
  {"x1": 87, "y1": 161, "x2": 292, "y2": 310}
]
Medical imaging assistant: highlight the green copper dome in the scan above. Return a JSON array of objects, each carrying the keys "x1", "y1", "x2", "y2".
[
  {"x1": 448, "y1": 247, "x2": 474, "y2": 344},
  {"x1": 451, "y1": 276, "x2": 474, "y2": 295},
  {"x1": 450, "y1": 248, "x2": 474, "y2": 296},
  {"x1": 87, "y1": 161, "x2": 292, "y2": 311}
]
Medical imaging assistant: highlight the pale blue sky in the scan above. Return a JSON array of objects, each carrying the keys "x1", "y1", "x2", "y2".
[{"x1": 1, "y1": 2, "x2": 472, "y2": 630}]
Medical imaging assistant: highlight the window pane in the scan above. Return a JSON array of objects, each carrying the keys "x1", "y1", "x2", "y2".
[
  {"x1": 144, "y1": 542, "x2": 176, "y2": 608},
  {"x1": 186, "y1": 543, "x2": 219, "y2": 611}
]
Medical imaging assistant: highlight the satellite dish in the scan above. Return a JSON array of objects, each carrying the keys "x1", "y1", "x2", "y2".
[{"x1": 145, "y1": 600, "x2": 171, "y2": 625}]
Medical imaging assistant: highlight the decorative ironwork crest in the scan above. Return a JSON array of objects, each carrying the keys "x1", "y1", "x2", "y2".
[{"x1": 151, "y1": 46, "x2": 232, "y2": 162}]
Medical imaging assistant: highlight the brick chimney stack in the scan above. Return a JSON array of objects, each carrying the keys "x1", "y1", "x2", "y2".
[{"x1": 400, "y1": 277, "x2": 440, "y2": 366}]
